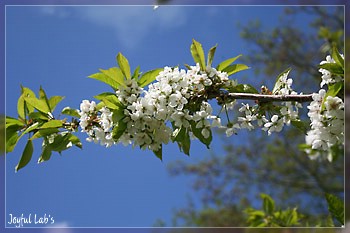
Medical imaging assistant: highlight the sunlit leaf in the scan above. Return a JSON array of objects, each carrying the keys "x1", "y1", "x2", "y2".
[
  {"x1": 190, "y1": 39, "x2": 206, "y2": 70},
  {"x1": 5, "y1": 117, "x2": 25, "y2": 128},
  {"x1": 117, "y1": 52, "x2": 131, "y2": 79},
  {"x1": 319, "y1": 63, "x2": 343, "y2": 76},
  {"x1": 61, "y1": 107, "x2": 80, "y2": 118},
  {"x1": 138, "y1": 68, "x2": 163, "y2": 87},
  {"x1": 216, "y1": 55, "x2": 242, "y2": 71},
  {"x1": 48, "y1": 96, "x2": 65, "y2": 112},
  {"x1": 100, "y1": 67, "x2": 125, "y2": 87},
  {"x1": 6, "y1": 126, "x2": 20, "y2": 153},
  {"x1": 39, "y1": 120, "x2": 63, "y2": 129},
  {"x1": 132, "y1": 65, "x2": 141, "y2": 79},
  {"x1": 222, "y1": 64, "x2": 250, "y2": 76},
  {"x1": 31, "y1": 128, "x2": 59, "y2": 140},
  {"x1": 88, "y1": 72, "x2": 120, "y2": 91},
  {"x1": 24, "y1": 97, "x2": 50, "y2": 114},
  {"x1": 207, "y1": 44, "x2": 217, "y2": 67},
  {"x1": 15, "y1": 140, "x2": 33, "y2": 172}
]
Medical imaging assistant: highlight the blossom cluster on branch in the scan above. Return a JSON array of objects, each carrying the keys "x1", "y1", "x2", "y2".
[{"x1": 5, "y1": 39, "x2": 344, "y2": 171}]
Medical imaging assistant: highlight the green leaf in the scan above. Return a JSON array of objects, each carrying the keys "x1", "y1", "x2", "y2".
[
  {"x1": 207, "y1": 44, "x2": 217, "y2": 67},
  {"x1": 38, "y1": 144, "x2": 52, "y2": 163},
  {"x1": 61, "y1": 107, "x2": 80, "y2": 118},
  {"x1": 24, "y1": 97, "x2": 50, "y2": 114},
  {"x1": 132, "y1": 65, "x2": 141, "y2": 79},
  {"x1": 331, "y1": 46, "x2": 344, "y2": 69},
  {"x1": 260, "y1": 193, "x2": 275, "y2": 215},
  {"x1": 321, "y1": 82, "x2": 343, "y2": 111},
  {"x1": 31, "y1": 128, "x2": 59, "y2": 140},
  {"x1": 5, "y1": 117, "x2": 25, "y2": 128},
  {"x1": 117, "y1": 52, "x2": 131, "y2": 79},
  {"x1": 216, "y1": 55, "x2": 242, "y2": 71},
  {"x1": 6, "y1": 126, "x2": 20, "y2": 153},
  {"x1": 112, "y1": 108, "x2": 125, "y2": 123},
  {"x1": 227, "y1": 84, "x2": 259, "y2": 94},
  {"x1": 94, "y1": 93, "x2": 122, "y2": 110},
  {"x1": 39, "y1": 86, "x2": 52, "y2": 112},
  {"x1": 172, "y1": 126, "x2": 191, "y2": 156},
  {"x1": 222, "y1": 64, "x2": 250, "y2": 76},
  {"x1": 325, "y1": 193, "x2": 344, "y2": 225},
  {"x1": 190, "y1": 121, "x2": 212, "y2": 149},
  {"x1": 39, "y1": 120, "x2": 63, "y2": 129},
  {"x1": 319, "y1": 63, "x2": 343, "y2": 76},
  {"x1": 48, "y1": 96, "x2": 64, "y2": 112},
  {"x1": 153, "y1": 144, "x2": 162, "y2": 161},
  {"x1": 291, "y1": 120, "x2": 310, "y2": 134},
  {"x1": 28, "y1": 112, "x2": 49, "y2": 121},
  {"x1": 190, "y1": 39, "x2": 206, "y2": 70},
  {"x1": 138, "y1": 68, "x2": 163, "y2": 87},
  {"x1": 100, "y1": 67, "x2": 125, "y2": 87},
  {"x1": 15, "y1": 140, "x2": 34, "y2": 172},
  {"x1": 88, "y1": 72, "x2": 120, "y2": 91},
  {"x1": 17, "y1": 87, "x2": 36, "y2": 120},
  {"x1": 112, "y1": 120, "x2": 127, "y2": 142},
  {"x1": 272, "y1": 68, "x2": 292, "y2": 94}
]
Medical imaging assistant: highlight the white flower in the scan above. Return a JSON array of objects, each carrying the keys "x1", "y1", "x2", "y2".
[{"x1": 263, "y1": 115, "x2": 284, "y2": 135}]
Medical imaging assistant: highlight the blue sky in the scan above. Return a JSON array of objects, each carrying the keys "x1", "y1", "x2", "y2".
[{"x1": 1, "y1": 1, "x2": 345, "y2": 232}]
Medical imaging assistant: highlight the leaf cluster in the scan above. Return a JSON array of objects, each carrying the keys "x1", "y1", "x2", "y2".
[{"x1": 6, "y1": 86, "x2": 81, "y2": 171}]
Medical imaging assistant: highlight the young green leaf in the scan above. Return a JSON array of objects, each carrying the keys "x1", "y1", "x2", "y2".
[
  {"x1": 227, "y1": 84, "x2": 259, "y2": 94},
  {"x1": 112, "y1": 120, "x2": 127, "y2": 142},
  {"x1": 132, "y1": 65, "x2": 141, "y2": 79},
  {"x1": 38, "y1": 145, "x2": 52, "y2": 163},
  {"x1": 222, "y1": 64, "x2": 250, "y2": 76},
  {"x1": 172, "y1": 127, "x2": 191, "y2": 156},
  {"x1": 28, "y1": 112, "x2": 49, "y2": 121},
  {"x1": 321, "y1": 81, "x2": 343, "y2": 111},
  {"x1": 30, "y1": 128, "x2": 60, "y2": 140},
  {"x1": 325, "y1": 193, "x2": 344, "y2": 225},
  {"x1": 138, "y1": 68, "x2": 163, "y2": 87},
  {"x1": 260, "y1": 193, "x2": 275, "y2": 216},
  {"x1": 190, "y1": 39, "x2": 206, "y2": 70},
  {"x1": 117, "y1": 52, "x2": 131, "y2": 79},
  {"x1": 48, "y1": 96, "x2": 64, "y2": 112},
  {"x1": 207, "y1": 44, "x2": 217, "y2": 67},
  {"x1": 15, "y1": 140, "x2": 34, "y2": 172},
  {"x1": 94, "y1": 93, "x2": 122, "y2": 110},
  {"x1": 291, "y1": 120, "x2": 310, "y2": 134},
  {"x1": 61, "y1": 107, "x2": 80, "y2": 118},
  {"x1": 39, "y1": 120, "x2": 63, "y2": 129},
  {"x1": 153, "y1": 144, "x2": 163, "y2": 161},
  {"x1": 6, "y1": 126, "x2": 20, "y2": 153},
  {"x1": 319, "y1": 63, "x2": 343, "y2": 76},
  {"x1": 216, "y1": 54, "x2": 242, "y2": 71},
  {"x1": 100, "y1": 67, "x2": 125, "y2": 87},
  {"x1": 190, "y1": 121, "x2": 212, "y2": 149},
  {"x1": 39, "y1": 86, "x2": 51, "y2": 112},
  {"x1": 272, "y1": 68, "x2": 292, "y2": 94},
  {"x1": 17, "y1": 87, "x2": 36, "y2": 120},
  {"x1": 331, "y1": 46, "x2": 344, "y2": 69},
  {"x1": 5, "y1": 117, "x2": 25, "y2": 128},
  {"x1": 24, "y1": 97, "x2": 50, "y2": 114},
  {"x1": 88, "y1": 72, "x2": 120, "y2": 91}
]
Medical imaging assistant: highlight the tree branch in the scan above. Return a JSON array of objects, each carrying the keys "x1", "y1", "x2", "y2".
[{"x1": 222, "y1": 93, "x2": 313, "y2": 103}]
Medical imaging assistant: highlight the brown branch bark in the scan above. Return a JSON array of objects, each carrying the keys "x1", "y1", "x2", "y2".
[{"x1": 223, "y1": 93, "x2": 314, "y2": 103}]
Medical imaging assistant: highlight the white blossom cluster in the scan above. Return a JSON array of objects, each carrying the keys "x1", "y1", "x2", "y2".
[
  {"x1": 319, "y1": 54, "x2": 344, "y2": 88},
  {"x1": 79, "y1": 64, "x2": 232, "y2": 150},
  {"x1": 78, "y1": 100, "x2": 114, "y2": 147},
  {"x1": 224, "y1": 70, "x2": 302, "y2": 136},
  {"x1": 304, "y1": 54, "x2": 344, "y2": 161},
  {"x1": 305, "y1": 90, "x2": 344, "y2": 161}
]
